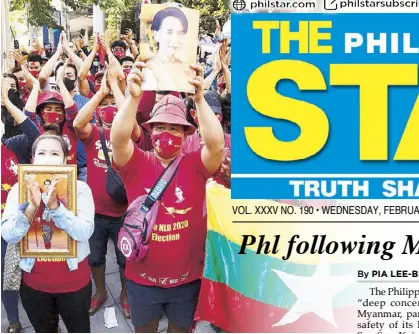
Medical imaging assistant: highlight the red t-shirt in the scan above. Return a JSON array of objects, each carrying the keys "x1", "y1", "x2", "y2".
[
  {"x1": 22, "y1": 199, "x2": 90, "y2": 293},
  {"x1": 82, "y1": 126, "x2": 127, "y2": 217},
  {"x1": 134, "y1": 130, "x2": 153, "y2": 152},
  {"x1": 23, "y1": 258, "x2": 90, "y2": 293},
  {"x1": 1, "y1": 145, "x2": 19, "y2": 214},
  {"x1": 21, "y1": 89, "x2": 31, "y2": 104},
  {"x1": 115, "y1": 146, "x2": 213, "y2": 288},
  {"x1": 61, "y1": 127, "x2": 78, "y2": 166}
]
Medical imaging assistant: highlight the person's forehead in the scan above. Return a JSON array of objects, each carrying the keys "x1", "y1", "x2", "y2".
[
  {"x1": 64, "y1": 67, "x2": 75, "y2": 74},
  {"x1": 154, "y1": 122, "x2": 182, "y2": 128},
  {"x1": 44, "y1": 103, "x2": 63, "y2": 109},
  {"x1": 29, "y1": 62, "x2": 40, "y2": 67},
  {"x1": 4, "y1": 77, "x2": 15, "y2": 84},
  {"x1": 36, "y1": 138, "x2": 62, "y2": 151},
  {"x1": 160, "y1": 16, "x2": 184, "y2": 30},
  {"x1": 122, "y1": 61, "x2": 133, "y2": 66}
]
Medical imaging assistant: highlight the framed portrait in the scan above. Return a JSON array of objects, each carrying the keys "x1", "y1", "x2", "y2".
[
  {"x1": 18, "y1": 165, "x2": 77, "y2": 258},
  {"x1": 139, "y1": 4, "x2": 200, "y2": 93}
]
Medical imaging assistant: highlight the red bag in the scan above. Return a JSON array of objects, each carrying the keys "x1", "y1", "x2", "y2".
[{"x1": 117, "y1": 155, "x2": 183, "y2": 261}]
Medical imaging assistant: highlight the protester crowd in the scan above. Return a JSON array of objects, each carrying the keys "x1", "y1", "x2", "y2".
[{"x1": 1, "y1": 11, "x2": 231, "y2": 333}]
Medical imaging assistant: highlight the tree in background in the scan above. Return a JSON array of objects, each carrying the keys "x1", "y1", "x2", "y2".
[
  {"x1": 9, "y1": 0, "x2": 230, "y2": 40},
  {"x1": 10, "y1": 0, "x2": 85, "y2": 29},
  {"x1": 178, "y1": 0, "x2": 230, "y2": 34}
]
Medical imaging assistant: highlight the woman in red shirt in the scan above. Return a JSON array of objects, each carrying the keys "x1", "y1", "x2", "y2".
[{"x1": 2, "y1": 134, "x2": 95, "y2": 333}]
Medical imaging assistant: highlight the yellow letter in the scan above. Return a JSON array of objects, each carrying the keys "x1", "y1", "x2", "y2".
[
  {"x1": 309, "y1": 21, "x2": 333, "y2": 54},
  {"x1": 245, "y1": 60, "x2": 329, "y2": 161},
  {"x1": 280, "y1": 21, "x2": 309, "y2": 54},
  {"x1": 253, "y1": 21, "x2": 280, "y2": 54},
  {"x1": 395, "y1": 89, "x2": 419, "y2": 160},
  {"x1": 330, "y1": 64, "x2": 417, "y2": 160}
]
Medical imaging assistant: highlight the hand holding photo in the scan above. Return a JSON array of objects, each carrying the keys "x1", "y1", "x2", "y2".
[
  {"x1": 19, "y1": 165, "x2": 76, "y2": 258},
  {"x1": 139, "y1": 5, "x2": 200, "y2": 93}
]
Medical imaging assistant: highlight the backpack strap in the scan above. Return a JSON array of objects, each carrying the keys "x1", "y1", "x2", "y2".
[
  {"x1": 140, "y1": 153, "x2": 184, "y2": 213},
  {"x1": 98, "y1": 127, "x2": 112, "y2": 168}
]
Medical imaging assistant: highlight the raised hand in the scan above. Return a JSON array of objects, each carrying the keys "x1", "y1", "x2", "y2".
[
  {"x1": 62, "y1": 32, "x2": 70, "y2": 53},
  {"x1": 72, "y1": 37, "x2": 82, "y2": 51},
  {"x1": 45, "y1": 176, "x2": 60, "y2": 210},
  {"x1": 28, "y1": 177, "x2": 42, "y2": 209},
  {"x1": 220, "y1": 40, "x2": 228, "y2": 66},
  {"x1": 99, "y1": 70, "x2": 111, "y2": 96},
  {"x1": 56, "y1": 33, "x2": 64, "y2": 56},
  {"x1": 104, "y1": 29, "x2": 112, "y2": 51},
  {"x1": 11, "y1": 50, "x2": 26, "y2": 65},
  {"x1": 107, "y1": 57, "x2": 119, "y2": 84},
  {"x1": 188, "y1": 64, "x2": 205, "y2": 103},
  {"x1": 125, "y1": 29, "x2": 134, "y2": 43},
  {"x1": 1, "y1": 81, "x2": 10, "y2": 105},
  {"x1": 127, "y1": 62, "x2": 145, "y2": 98},
  {"x1": 55, "y1": 62, "x2": 66, "y2": 86}
]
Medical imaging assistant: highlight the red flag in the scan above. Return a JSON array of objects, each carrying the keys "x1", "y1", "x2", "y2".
[{"x1": 97, "y1": 34, "x2": 106, "y2": 66}]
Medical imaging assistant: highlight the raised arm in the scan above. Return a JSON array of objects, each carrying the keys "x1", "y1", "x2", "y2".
[
  {"x1": 55, "y1": 62, "x2": 75, "y2": 109},
  {"x1": 62, "y1": 34, "x2": 83, "y2": 70},
  {"x1": 111, "y1": 62, "x2": 145, "y2": 169},
  {"x1": 56, "y1": 62, "x2": 79, "y2": 133},
  {"x1": 104, "y1": 36, "x2": 126, "y2": 94},
  {"x1": 38, "y1": 34, "x2": 63, "y2": 88},
  {"x1": 108, "y1": 57, "x2": 126, "y2": 109},
  {"x1": 2, "y1": 81, "x2": 28, "y2": 125},
  {"x1": 74, "y1": 71, "x2": 110, "y2": 140},
  {"x1": 220, "y1": 42, "x2": 231, "y2": 94},
  {"x1": 78, "y1": 36, "x2": 99, "y2": 97},
  {"x1": 190, "y1": 65, "x2": 225, "y2": 174},
  {"x1": 122, "y1": 29, "x2": 139, "y2": 59},
  {"x1": 203, "y1": 48, "x2": 222, "y2": 90},
  {"x1": 79, "y1": 36, "x2": 98, "y2": 81},
  {"x1": 1, "y1": 181, "x2": 40, "y2": 244},
  {"x1": 22, "y1": 66, "x2": 41, "y2": 115}
]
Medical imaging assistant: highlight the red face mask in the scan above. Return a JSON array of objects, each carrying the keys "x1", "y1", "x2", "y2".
[
  {"x1": 29, "y1": 70, "x2": 40, "y2": 78},
  {"x1": 18, "y1": 80, "x2": 27, "y2": 93},
  {"x1": 98, "y1": 105, "x2": 117, "y2": 127},
  {"x1": 41, "y1": 110, "x2": 65, "y2": 125},
  {"x1": 123, "y1": 68, "x2": 131, "y2": 77},
  {"x1": 152, "y1": 131, "x2": 182, "y2": 159},
  {"x1": 114, "y1": 50, "x2": 125, "y2": 59}
]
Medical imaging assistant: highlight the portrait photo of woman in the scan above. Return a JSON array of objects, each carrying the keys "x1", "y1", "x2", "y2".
[{"x1": 140, "y1": 5, "x2": 200, "y2": 93}]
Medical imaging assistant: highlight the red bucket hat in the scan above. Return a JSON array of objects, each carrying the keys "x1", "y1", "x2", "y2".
[
  {"x1": 36, "y1": 91, "x2": 65, "y2": 114},
  {"x1": 142, "y1": 95, "x2": 195, "y2": 136}
]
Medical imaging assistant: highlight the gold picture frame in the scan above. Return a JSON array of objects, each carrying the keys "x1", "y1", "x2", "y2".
[{"x1": 18, "y1": 165, "x2": 77, "y2": 258}]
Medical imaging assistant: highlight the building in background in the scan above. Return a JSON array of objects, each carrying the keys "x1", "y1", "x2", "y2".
[{"x1": 1, "y1": 0, "x2": 12, "y2": 72}]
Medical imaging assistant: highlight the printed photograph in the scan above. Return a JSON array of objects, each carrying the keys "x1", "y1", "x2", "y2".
[
  {"x1": 18, "y1": 165, "x2": 77, "y2": 258},
  {"x1": 139, "y1": 4, "x2": 200, "y2": 93}
]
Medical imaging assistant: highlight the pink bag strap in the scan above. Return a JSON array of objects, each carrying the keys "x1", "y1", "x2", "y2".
[{"x1": 140, "y1": 153, "x2": 184, "y2": 213}]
